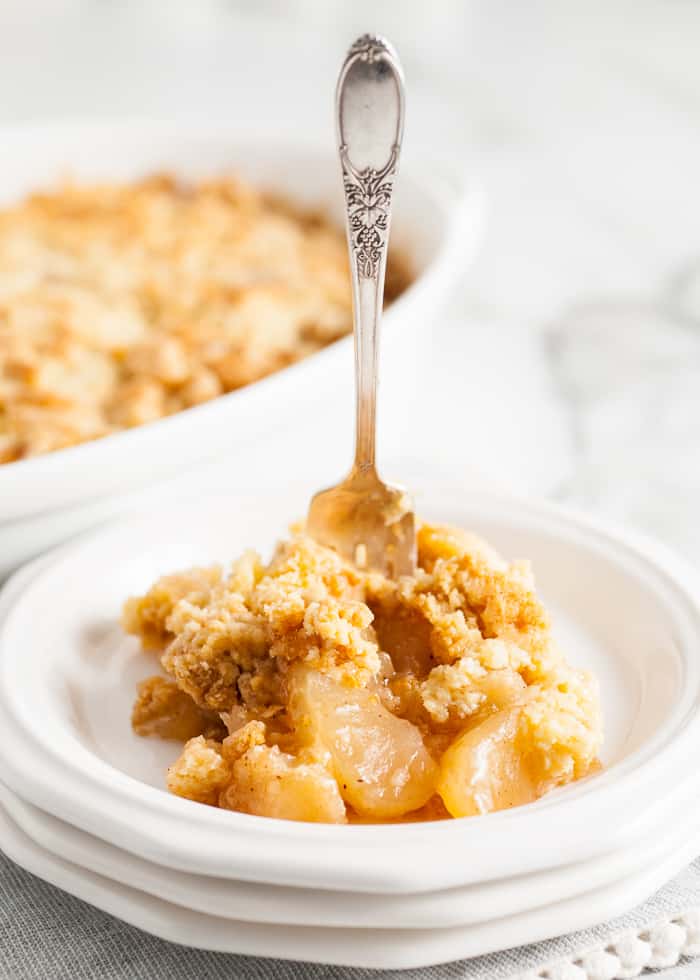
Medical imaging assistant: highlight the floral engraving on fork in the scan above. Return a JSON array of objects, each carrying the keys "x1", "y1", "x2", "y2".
[
  {"x1": 340, "y1": 147, "x2": 398, "y2": 279},
  {"x1": 348, "y1": 34, "x2": 389, "y2": 64}
]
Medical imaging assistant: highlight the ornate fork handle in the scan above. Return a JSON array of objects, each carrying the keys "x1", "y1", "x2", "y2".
[
  {"x1": 336, "y1": 34, "x2": 405, "y2": 475},
  {"x1": 340, "y1": 145, "x2": 399, "y2": 280}
]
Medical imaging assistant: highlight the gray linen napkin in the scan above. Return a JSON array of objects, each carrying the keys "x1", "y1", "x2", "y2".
[{"x1": 1, "y1": 849, "x2": 699, "y2": 980}]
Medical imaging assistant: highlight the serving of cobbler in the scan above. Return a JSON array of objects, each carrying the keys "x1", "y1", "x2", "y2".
[
  {"x1": 0, "y1": 175, "x2": 410, "y2": 463},
  {"x1": 124, "y1": 522, "x2": 602, "y2": 824}
]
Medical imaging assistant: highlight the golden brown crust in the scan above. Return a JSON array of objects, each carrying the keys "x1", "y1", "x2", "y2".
[
  {"x1": 0, "y1": 174, "x2": 412, "y2": 462},
  {"x1": 123, "y1": 566, "x2": 223, "y2": 651},
  {"x1": 156, "y1": 534, "x2": 376, "y2": 716},
  {"x1": 166, "y1": 736, "x2": 231, "y2": 805}
]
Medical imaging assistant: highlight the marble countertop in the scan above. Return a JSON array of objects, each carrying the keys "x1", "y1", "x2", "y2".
[{"x1": 1, "y1": 0, "x2": 698, "y2": 558}]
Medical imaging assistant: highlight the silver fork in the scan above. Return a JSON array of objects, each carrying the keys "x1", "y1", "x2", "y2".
[{"x1": 306, "y1": 34, "x2": 416, "y2": 578}]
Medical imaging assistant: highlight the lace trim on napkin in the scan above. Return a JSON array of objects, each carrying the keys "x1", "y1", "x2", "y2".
[{"x1": 513, "y1": 906, "x2": 700, "y2": 979}]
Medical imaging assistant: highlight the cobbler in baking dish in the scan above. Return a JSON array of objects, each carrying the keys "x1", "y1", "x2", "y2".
[
  {"x1": 0, "y1": 174, "x2": 410, "y2": 463},
  {"x1": 124, "y1": 522, "x2": 602, "y2": 823}
]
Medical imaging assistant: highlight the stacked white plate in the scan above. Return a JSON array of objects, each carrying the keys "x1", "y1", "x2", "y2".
[{"x1": 0, "y1": 487, "x2": 699, "y2": 970}]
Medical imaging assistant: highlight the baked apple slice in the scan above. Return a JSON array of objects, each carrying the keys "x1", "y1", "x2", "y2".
[
  {"x1": 289, "y1": 668, "x2": 437, "y2": 819},
  {"x1": 437, "y1": 705, "x2": 536, "y2": 817}
]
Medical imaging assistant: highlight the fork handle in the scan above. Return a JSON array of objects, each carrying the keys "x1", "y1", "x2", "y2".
[{"x1": 336, "y1": 34, "x2": 405, "y2": 478}]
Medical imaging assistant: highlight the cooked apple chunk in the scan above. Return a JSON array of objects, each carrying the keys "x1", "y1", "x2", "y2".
[
  {"x1": 437, "y1": 705, "x2": 536, "y2": 816},
  {"x1": 289, "y1": 668, "x2": 437, "y2": 819},
  {"x1": 437, "y1": 670, "x2": 601, "y2": 817},
  {"x1": 220, "y1": 741, "x2": 347, "y2": 824}
]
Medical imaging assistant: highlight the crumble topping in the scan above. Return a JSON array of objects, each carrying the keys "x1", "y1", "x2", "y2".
[
  {"x1": 124, "y1": 522, "x2": 603, "y2": 823},
  {"x1": 0, "y1": 174, "x2": 411, "y2": 462}
]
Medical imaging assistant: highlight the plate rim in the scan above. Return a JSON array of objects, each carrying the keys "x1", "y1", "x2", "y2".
[{"x1": 1, "y1": 790, "x2": 699, "y2": 970}]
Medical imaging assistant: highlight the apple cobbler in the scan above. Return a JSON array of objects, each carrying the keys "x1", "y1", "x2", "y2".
[
  {"x1": 124, "y1": 522, "x2": 602, "y2": 823},
  {"x1": 0, "y1": 174, "x2": 410, "y2": 463}
]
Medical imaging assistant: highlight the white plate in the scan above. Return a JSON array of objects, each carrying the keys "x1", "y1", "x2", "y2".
[
  {"x1": 1, "y1": 795, "x2": 699, "y2": 970},
  {"x1": 3, "y1": 548, "x2": 700, "y2": 931},
  {"x1": 0, "y1": 489, "x2": 699, "y2": 894},
  {"x1": 4, "y1": 776, "x2": 700, "y2": 931}
]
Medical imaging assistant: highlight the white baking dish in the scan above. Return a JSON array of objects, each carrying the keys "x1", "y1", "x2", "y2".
[{"x1": 0, "y1": 120, "x2": 484, "y2": 577}]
